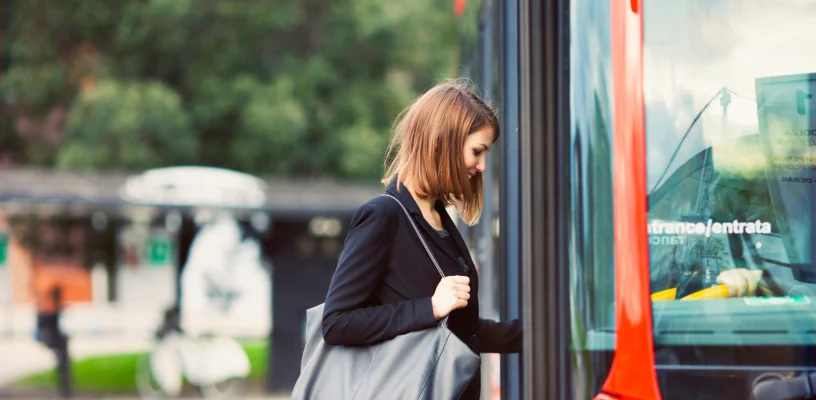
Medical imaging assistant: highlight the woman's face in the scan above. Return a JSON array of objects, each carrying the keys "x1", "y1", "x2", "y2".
[{"x1": 463, "y1": 126, "x2": 495, "y2": 179}]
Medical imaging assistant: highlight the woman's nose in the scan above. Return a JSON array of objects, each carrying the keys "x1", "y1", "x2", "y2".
[{"x1": 476, "y1": 160, "x2": 486, "y2": 173}]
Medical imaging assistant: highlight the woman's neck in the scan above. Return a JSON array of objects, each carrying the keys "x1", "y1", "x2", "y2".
[{"x1": 404, "y1": 182, "x2": 437, "y2": 217}]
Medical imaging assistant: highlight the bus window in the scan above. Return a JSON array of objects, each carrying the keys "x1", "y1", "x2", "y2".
[
  {"x1": 569, "y1": 0, "x2": 615, "y2": 397},
  {"x1": 644, "y1": 1, "x2": 816, "y2": 398}
]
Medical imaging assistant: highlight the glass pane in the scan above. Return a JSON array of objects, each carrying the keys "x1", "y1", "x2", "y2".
[
  {"x1": 569, "y1": 0, "x2": 615, "y2": 397},
  {"x1": 644, "y1": 1, "x2": 816, "y2": 398}
]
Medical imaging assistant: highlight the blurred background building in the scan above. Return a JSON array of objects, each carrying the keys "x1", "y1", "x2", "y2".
[{"x1": 0, "y1": 0, "x2": 498, "y2": 398}]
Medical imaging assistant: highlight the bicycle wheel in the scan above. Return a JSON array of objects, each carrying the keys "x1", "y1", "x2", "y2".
[
  {"x1": 199, "y1": 376, "x2": 248, "y2": 399},
  {"x1": 196, "y1": 336, "x2": 251, "y2": 399},
  {"x1": 136, "y1": 341, "x2": 184, "y2": 399}
]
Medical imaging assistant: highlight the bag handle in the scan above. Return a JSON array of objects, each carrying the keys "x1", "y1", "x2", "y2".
[{"x1": 381, "y1": 194, "x2": 445, "y2": 279}]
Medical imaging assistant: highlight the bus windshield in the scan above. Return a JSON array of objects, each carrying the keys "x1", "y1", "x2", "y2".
[{"x1": 645, "y1": 0, "x2": 816, "y2": 363}]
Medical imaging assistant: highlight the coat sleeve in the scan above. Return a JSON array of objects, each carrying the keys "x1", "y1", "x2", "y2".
[
  {"x1": 477, "y1": 318, "x2": 522, "y2": 353},
  {"x1": 321, "y1": 200, "x2": 439, "y2": 346}
]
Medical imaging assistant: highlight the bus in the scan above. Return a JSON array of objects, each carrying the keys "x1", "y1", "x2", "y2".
[{"x1": 461, "y1": 0, "x2": 816, "y2": 399}]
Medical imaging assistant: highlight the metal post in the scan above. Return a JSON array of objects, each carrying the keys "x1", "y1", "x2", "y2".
[
  {"x1": 476, "y1": 4, "x2": 501, "y2": 399},
  {"x1": 519, "y1": 0, "x2": 572, "y2": 398},
  {"x1": 498, "y1": 0, "x2": 522, "y2": 397},
  {"x1": 479, "y1": 0, "x2": 497, "y2": 323}
]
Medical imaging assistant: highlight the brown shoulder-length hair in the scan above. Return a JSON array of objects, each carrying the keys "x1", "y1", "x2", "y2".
[{"x1": 381, "y1": 78, "x2": 500, "y2": 226}]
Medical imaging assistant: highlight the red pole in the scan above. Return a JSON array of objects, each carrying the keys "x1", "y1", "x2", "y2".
[
  {"x1": 454, "y1": 0, "x2": 466, "y2": 15},
  {"x1": 595, "y1": 0, "x2": 662, "y2": 399}
]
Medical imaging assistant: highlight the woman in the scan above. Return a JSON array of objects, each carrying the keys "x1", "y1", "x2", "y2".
[{"x1": 321, "y1": 79, "x2": 521, "y2": 399}]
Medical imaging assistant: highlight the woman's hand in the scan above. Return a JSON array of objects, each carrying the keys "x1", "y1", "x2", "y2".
[
  {"x1": 716, "y1": 268, "x2": 763, "y2": 297},
  {"x1": 431, "y1": 276, "x2": 471, "y2": 320}
]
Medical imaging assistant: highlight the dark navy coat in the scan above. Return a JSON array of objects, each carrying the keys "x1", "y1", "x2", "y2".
[{"x1": 321, "y1": 178, "x2": 522, "y2": 398}]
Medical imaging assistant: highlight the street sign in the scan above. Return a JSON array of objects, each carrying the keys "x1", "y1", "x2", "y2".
[
  {"x1": 0, "y1": 233, "x2": 8, "y2": 267},
  {"x1": 145, "y1": 235, "x2": 172, "y2": 266}
]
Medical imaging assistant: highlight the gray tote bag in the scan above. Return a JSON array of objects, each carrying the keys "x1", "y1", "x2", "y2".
[{"x1": 290, "y1": 194, "x2": 481, "y2": 400}]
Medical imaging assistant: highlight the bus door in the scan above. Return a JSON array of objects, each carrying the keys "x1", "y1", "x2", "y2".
[{"x1": 590, "y1": 1, "x2": 816, "y2": 399}]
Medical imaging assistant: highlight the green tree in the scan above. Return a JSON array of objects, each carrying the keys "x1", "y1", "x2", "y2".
[
  {"x1": 58, "y1": 80, "x2": 197, "y2": 170},
  {"x1": 1, "y1": 0, "x2": 483, "y2": 180}
]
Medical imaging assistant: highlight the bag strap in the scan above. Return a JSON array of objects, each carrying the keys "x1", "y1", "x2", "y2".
[
  {"x1": 380, "y1": 194, "x2": 452, "y2": 328},
  {"x1": 380, "y1": 194, "x2": 445, "y2": 278}
]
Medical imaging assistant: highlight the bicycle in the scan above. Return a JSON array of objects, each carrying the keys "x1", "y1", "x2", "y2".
[{"x1": 136, "y1": 307, "x2": 251, "y2": 399}]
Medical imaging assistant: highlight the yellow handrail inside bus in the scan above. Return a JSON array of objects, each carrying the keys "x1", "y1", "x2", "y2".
[
  {"x1": 651, "y1": 284, "x2": 732, "y2": 301},
  {"x1": 651, "y1": 287, "x2": 676, "y2": 301},
  {"x1": 680, "y1": 284, "x2": 730, "y2": 300}
]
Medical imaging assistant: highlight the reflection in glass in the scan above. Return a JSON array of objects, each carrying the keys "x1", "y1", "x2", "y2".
[
  {"x1": 568, "y1": 0, "x2": 615, "y2": 397},
  {"x1": 644, "y1": 1, "x2": 816, "y2": 398}
]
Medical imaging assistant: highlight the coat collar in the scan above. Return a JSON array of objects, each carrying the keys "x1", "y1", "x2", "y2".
[
  {"x1": 384, "y1": 177, "x2": 450, "y2": 223},
  {"x1": 385, "y1": 178, "x2": 424, "y2": 217},
  {"x1": 384, "y1": 177, "x2": 477, "y2": 277}
]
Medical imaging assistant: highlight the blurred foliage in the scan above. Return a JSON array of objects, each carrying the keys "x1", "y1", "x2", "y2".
[
  {"x1": 0, "y1": 0, "x2": 483, "y2": 180},
  {"x1": 60, "y1": 80, "x2": 197, "y2": 169}
]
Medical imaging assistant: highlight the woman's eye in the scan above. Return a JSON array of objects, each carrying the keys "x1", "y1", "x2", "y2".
[{"x1": 473, "y1": 150, "x2": 483, "y2": 157}]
